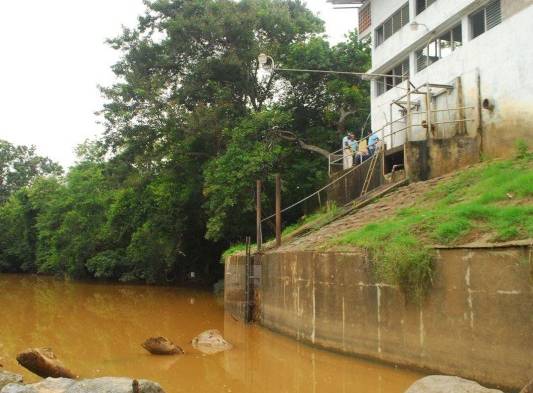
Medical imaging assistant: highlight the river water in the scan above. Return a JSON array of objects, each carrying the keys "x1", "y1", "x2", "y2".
[{"x1": 0, "y1": 275, "x2": 422, "y2": 393}]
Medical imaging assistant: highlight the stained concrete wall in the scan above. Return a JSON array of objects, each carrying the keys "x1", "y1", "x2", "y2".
[
  {"x1": 405, "y1": 135, "x2": 481, "y2": 181},
  {"x1": 225, "y1": 245, "x2": 533, "y2": 390},
  {"x1": 224, "y1": 253, "x2": 247, "y2": 319}
]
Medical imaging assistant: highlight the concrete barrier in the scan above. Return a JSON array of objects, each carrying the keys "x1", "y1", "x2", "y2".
[{"x1": 225, "y1": 245, "x2": 533, "y2": 390}]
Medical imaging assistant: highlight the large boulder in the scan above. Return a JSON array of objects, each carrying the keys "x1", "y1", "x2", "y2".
[
  {"x1": 0, "y1": 377, "x2": 165, "y2": 393},
  {"x1": 191, "y1": 329, "x2": 232, "y2": 355},
  {"x1": 0, "y1": 371, "x2": 23, "y2": 390},
  {"x1": 405, "y1": 376, "x2": 504, "y2": 393},
  {"x1": 16, "y1": 348, "x2": 76, "y2": 379},
  {"x1": 141, "y1": 337, "x2": 184, "y2": 355}
]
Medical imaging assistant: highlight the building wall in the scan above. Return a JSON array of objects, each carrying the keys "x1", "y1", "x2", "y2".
[
  {"x1": 225, "y1": 245, "x2": 533, "y2": 391},
  {"x1": 369, "y1": 1, "x2": 533, "y2": 159}
]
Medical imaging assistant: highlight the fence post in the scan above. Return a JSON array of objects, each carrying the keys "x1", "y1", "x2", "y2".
[
  {"x1": 275, "y1": 174, "x2": 282, "y2": 247},
  {"x1": 256, "y1": 180, "x2": 262, "y2": 251}
]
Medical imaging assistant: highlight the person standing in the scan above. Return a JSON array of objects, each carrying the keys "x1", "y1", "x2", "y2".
[
  {"x1": 342, "y1": 134, "x2": 353, "y2": 170},
  {"x1": 368, "y1": 131, "x2": 380, "y2": 156}
]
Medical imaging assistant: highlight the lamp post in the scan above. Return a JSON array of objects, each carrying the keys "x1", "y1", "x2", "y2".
[{"x1": 257, "y1": 53, "x2": 405, "y2": 80}]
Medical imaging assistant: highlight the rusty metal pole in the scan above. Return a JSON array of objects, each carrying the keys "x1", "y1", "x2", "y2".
[
  {"x1": 425, "y1": 82, "x2": 432, "y2": 139},
  {"x1": 256, "y1": 180, "x2": 262, "y2": 251},
  {"x1": 406, "y1": 77, "x2": 412, "y2": 142},
  {"x1": 275, "y1": 174, "x2": 282, "y2": 247}
]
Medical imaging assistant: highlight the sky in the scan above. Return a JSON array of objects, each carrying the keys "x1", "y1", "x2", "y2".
[{"x1": 0, "y1": 1, "x2": 358, "y2": 168}]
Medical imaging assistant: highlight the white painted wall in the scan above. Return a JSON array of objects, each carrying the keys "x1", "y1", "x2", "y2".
[{"x1": 367, "y1": 1, "x2": 533, "y2": 156}]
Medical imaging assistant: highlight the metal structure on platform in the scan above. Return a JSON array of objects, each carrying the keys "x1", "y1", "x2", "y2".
[{"x1": 329, "y1": 78, "x2": 476, "y2": 175}]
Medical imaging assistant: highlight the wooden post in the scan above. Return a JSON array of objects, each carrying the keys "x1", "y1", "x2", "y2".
[
  {"x1": 275, "y1": 174, "x2": 282, "y2": 247},
  {"x1": 256, "y1": 180, "x2": 262, "y2": 251}
]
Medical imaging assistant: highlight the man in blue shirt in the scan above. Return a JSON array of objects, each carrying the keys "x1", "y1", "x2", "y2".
[{"x1": 368, "y1": 131, "x2": 380, "y2": 155}]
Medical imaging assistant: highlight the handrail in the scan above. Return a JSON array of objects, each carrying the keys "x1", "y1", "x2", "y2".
[{"x1": 262, "y1": 153, "x2": 378, "y2": 223}]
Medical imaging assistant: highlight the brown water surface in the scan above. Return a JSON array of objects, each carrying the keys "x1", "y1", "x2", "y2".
[{"x1": 0, "y1": 274, "x2": 422, "y2": 393}]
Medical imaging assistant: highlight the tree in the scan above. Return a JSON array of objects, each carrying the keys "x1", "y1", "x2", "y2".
[
  {"x1": 0, "y1": 1, "x2": 371, "y2": 284},
  {"x1": 0, "y1": 140, "x2": 63, "y2": 204}
]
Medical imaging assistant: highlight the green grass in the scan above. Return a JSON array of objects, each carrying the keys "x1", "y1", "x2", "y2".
[
  {"x1": 221, "y1": 243, "x2": 249, "y2": 262},
  {"x1": 221, "y1": 203, "x2": 339, "y2": 262},
  {"x1": 281, "y1": 202, "x2": 339, "y2": 237},
  {"x1": 334, "y1": 154, "x2": 533, "y2": 301}
]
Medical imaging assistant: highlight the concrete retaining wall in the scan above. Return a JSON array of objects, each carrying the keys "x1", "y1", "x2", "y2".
[{"x1": 225, "y1": 245, "x2": 533, "y2": 390}]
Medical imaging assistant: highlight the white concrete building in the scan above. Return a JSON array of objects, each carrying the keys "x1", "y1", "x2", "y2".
[{"x1": 332, "y1": 0, "x2": 533, "y2": 179}]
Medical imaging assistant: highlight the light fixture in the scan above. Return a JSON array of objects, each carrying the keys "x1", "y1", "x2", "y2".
[
  {"x1": 410, "y1": 21, "x2": 430, "y2": 32},
  {"x1": 256, "y1": 53, "x2": 404, "y2": 80},
  {"x1": 258, "y1": 53, "x2": 274, "y2": 70}
]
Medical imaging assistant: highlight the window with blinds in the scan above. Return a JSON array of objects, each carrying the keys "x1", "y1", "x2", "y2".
[
  {"x1": 375, "y1": 3, "x2": 409, "y2": 47},
  {"x1": 416, "y1": 24, "x2": 462, "y2": 72},
  {"x1": 376, "y1": 58, "x2": 410, "y2": 96},
  {"x1": 416, "y1": 0, "x2": 437, "y2": 15},
  {"x1": 470, "y1": 0, "x2": 502, "y2": 39}
]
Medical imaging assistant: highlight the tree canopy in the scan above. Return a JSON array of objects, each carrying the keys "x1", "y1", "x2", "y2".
[{"x1": 0, "y1": 0, "x2": 370, "y2": 284}]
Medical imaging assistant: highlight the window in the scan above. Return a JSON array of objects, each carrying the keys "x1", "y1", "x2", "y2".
[
  {"x1": 416, "y1": 0, "x2": 437, "y2": 15},
  {"x1": 470, "y1": 0, "x2": 502, "y2": 39},
  {"x1": 416, "y1": 24, "x2": 462, "y2": 72},
  {"x1": 376, "y1": 58, "x2": 410, "y2": 96},
  {"x1": 375, "y1": 3, "x2": 409, "y2": 47}
]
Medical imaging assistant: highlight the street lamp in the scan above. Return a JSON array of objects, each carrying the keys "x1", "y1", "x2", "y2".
[
  {"x1": 257, "y1": 53, "x2": 404, "y2": 80},
  {"x1": 410, "y1": 21, "x2": 430, "y2": 32}
]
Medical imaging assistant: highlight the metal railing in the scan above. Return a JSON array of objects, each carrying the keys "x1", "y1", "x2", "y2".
[{"x1": 328, "y1": 80, "x2": 477, "y2": 175}]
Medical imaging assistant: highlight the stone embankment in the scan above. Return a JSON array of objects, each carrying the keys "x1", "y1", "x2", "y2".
[{"x1": 279, "y1": 174, "x2": 450, "y2": 251}]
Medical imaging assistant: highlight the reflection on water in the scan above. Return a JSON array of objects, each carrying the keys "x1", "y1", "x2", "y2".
[{"x1": 0, "y1": 275, "x2": 421, "y2": 393}]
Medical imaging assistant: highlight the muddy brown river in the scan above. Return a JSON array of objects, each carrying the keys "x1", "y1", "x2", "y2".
[{"x1": 0, "y1": 275, "x2": 422, "y2": 393}]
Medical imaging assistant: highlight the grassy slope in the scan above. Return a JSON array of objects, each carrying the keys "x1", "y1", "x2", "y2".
[
  {"x1": 333, "y1": 154, "x2": 533, "y2": 300},
  {"x1": 222, "y1": 203, "x2": 339, "y2": 259}
]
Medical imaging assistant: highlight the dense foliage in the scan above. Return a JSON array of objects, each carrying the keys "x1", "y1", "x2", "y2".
[{"x1": 0, "y1": 0, "x2": 370, "y2": 284}]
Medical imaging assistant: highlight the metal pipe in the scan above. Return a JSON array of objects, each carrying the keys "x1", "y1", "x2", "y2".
[
  {"x1": 406, "y1": 77, "x2": 412, "y2": 142},
  {"x1": 425, "y1": 83, "x2": 432, "y2": 139},
  {"x1": 256, "y1": 180, "x2": 262, "y2": 251},
  {"x1": 417, "y1": 106, "x2": 475, "y2": 114},
  {"x1": 432, "y1": 119, "x2": 475, "y2": 125},
  {"x1": 275, "y1": 174, "x2": 282, "y2": 248}
]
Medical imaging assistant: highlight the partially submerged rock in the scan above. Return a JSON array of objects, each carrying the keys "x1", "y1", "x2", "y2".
[
  {"x1": 0, "y1": 371, "x2": 23, "y2": 390},
  {"x1": 405, "y1": 376, "x2": 503, "y2": 393},
  {"x1": 0, "y1": 377, "x2": 164, "y2": 393},
  {"x1": 141, "y1": 337, "x2": 184, "y2": 356},
  {"x1": 191, "y1": 329, "x2": 232, "y2": 355},
  {"x1": 16, "y1": 348, "x2": 76, "y2": 379}
]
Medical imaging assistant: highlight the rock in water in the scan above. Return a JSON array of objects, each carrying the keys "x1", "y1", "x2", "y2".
[
  {"x1": 191, "y1": 330, "x2": 232, "y2": 355},
  {"x1": 141, "y1": 337, "x2": 184, "y2": 355},
  {"x1": 16, "y1": 348, "x2": 76, "y2": 379},
  {"x1": 404, "y1": 376, "x2": 504, "y2": 393},
  {"x1": 0, "y1": 371, "x2": 23, "y2": 390},
  {"x1": 0, "y1": 377, "x2": 165, "y2": 393},
  {"x1": 521, "y1": 379, "x2": 533, "y2": 393}
]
